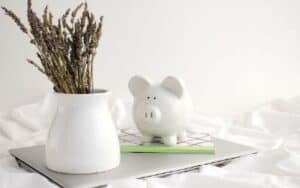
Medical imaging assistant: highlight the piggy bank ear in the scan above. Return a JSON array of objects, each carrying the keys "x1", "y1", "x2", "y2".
[
  {"x1": 161, "y1": 76, "x2": 184, "y2": 98},
  {"x1": 128, "y1": 75, "x2": 151, "y2": 97}
]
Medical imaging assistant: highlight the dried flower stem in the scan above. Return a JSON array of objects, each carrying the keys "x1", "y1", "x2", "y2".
[{"x1": 2, "y1": 0, "x2": 103, "y2": 93}]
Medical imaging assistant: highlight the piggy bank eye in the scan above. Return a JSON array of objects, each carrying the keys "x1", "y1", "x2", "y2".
[
  {"x1": 153, "y1": 96, "x2": 157, "y2": 100},
  {"x1": 147, "y1": 96, "x2": 150, "y2": 100}
]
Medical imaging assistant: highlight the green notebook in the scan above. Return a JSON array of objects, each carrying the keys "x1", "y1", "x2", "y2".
[{"x1": 119, "y1": 128, "x2": 215, "y2": 154}]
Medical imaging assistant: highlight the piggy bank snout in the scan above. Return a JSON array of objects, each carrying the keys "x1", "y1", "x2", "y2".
[{"x1": 138, "y1": 106, "x2": 161, "y2": 124}]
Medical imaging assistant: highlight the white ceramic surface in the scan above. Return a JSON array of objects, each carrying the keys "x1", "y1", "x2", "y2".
[
  {"x1": 129, "y1": 76, "x2": 193, "y2": 145},
  {"x1": 45, "y1": 90, "x2": 120, "y2": 174}
]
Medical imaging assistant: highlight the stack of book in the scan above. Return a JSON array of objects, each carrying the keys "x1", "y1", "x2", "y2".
[{"x1": 119, "y1": 128, "x2": 215, "y2": 154}]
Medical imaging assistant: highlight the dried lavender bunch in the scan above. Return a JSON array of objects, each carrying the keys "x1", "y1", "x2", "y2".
[{"x1": 2, "y1": 0, "x2": 103, "y2": 93}]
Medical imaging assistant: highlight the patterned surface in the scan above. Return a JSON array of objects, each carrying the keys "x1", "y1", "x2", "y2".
[{"x1": 119, "y1": 128, "x2": 214, "y2": 147}]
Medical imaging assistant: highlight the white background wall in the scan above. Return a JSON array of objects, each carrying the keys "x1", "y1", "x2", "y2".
[{"x1": 0, "y1": 0, "x2": 299, "y2": 117}]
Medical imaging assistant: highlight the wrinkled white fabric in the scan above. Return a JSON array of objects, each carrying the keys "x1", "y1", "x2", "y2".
[{"x1": 0, "y1": 94, "x2": 300, "y2": 188}]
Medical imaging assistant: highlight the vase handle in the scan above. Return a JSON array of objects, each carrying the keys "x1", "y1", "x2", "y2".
[{"x1": 109, "y1": 98, "x2": 126, "y2": 129}]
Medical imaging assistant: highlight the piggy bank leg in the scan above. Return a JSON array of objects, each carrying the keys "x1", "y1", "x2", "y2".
[
  {"x1": 162, "y1": 135, "x2": 177, "y2": 146},
  {"x1": 142, "y1": 136, "x2": 153, "y2": 143},
  {"x1": 178, "y1": 131, "x2": 186, "y2": 141}
]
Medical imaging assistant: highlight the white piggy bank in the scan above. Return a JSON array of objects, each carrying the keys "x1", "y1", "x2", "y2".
[{"x1": 128, "y1": 75, "x2": 193, "y2": 146}]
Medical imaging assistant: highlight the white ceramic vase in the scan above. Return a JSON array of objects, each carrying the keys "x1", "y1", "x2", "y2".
[{"x1": 45, "y1": 90, "x2": 120, "y2": 174}]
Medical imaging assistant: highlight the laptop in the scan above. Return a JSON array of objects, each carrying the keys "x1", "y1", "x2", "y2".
[{"x1": 9, "y1": 136, "x2": 257, "y2": 188}]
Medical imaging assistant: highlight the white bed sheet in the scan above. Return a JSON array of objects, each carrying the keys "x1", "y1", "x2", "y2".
[{"x1": 0, "y1": 94, "x2": 300, "y2": 188}]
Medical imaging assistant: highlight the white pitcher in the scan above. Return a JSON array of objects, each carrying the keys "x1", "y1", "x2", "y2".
[{"x1": 45, "y1": 89, "x2": 120, "y2": 174}]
